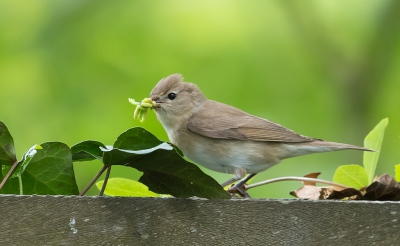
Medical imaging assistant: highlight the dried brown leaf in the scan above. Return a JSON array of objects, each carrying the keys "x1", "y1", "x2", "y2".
[
  {"x1": 290, "y1": 185, "x2": 322, "y2": 200},
  {"x1": 363, "y1": 173, "x2": 400, "y2": 201},
  {"x1": 290, "y1": 185, "x2": 354, "y2": 200},
  {"x1": 324, "y1": 188, "x2": 363, "y2": 200},
  {"x1": 290, "y1": 174, "x2": 364, "y2": 200},
  {"x1": 302, "y1": 172, "x2": 321, "y2": 186}
]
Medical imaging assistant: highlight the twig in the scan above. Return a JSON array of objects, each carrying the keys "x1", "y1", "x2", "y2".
[
  {"x1": 99, "y1": 166, "x2": 112, "y2": 196},
  {"x1": 79, "y1": 165, "x2": 108, "y2": 196},
  {"x1": 246, "y1": 176, "x2": 349, "y2": 190},
  {"x1": 0, "y1": 160, "x2": 20, "y2": 191}
]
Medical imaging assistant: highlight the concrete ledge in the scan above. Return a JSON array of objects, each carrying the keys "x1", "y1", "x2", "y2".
[{"x1": 0, "y1": 195, "x2": 399, "y2": 245}]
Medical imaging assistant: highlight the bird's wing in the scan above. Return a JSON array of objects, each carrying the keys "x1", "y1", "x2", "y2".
[{"x1": 187, "y1": 100, "x2": 316, "y2": 143}]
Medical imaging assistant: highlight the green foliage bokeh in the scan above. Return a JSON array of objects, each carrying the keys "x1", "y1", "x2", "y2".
[{"x1": 1, "y1": 0, "x2": 399, "y2": 198}]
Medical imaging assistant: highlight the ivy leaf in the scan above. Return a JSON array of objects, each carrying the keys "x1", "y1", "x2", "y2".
[
  {"x1": 129, "y1": 149, "x2": 230, "y2": 199},
  {"x1": 96, "y1": 178, "x2": 162, "y2": 197},
  {"x1": 71, "y1": 140, "x2": 105, "y2": 162},
  {"x1": 113, "y1": 127, "x2": 164, "y2": 150},
  {"x1": 0, "y1": 122, "x2": 17, "y2": 182},
  {"x1": 8, "y1": 144, "x2": 41, "y2": 179},
  {"x1": 363, "y1": 118, "x2": 388, "y2": 183},
  {"x1": 102, "y1": 127, "x2": 230, "y2": 199},
  {"x1": 333, "y1": 165, "x2": 369, "y2": 189},
  {"x1": 70, "y1": 127, "x2": 229, "y2": 199},
  {"x1": 101, "y1": 142, "x2": 173, "y2": 165},
  {"x1": 1, "y1": 142, "x2": 79, "y2": 195}
]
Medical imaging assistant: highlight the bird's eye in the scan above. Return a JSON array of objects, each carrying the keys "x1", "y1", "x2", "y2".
[{"x1": 167, "y1": 92, "x2": 176, "y2": 100}]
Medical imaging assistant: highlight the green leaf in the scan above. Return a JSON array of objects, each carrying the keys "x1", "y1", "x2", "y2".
[
  {"x1": 101, "y1": 127, "x2": 174, "y2": 166},
  {"x1": 135, "y1": 149, "x2": 231, "y2": 199},
  {"x1": 96, "y1": 178, "x2": 161, "y2": 197},
  {"x1": 70, "y1": 127, "x2": 229, "y2": 199},
  {"x1": 1, "y1": 142, "x2": 79, "y2": 195},
  {"x1": 170, "y1": 143, "x2": 184, "y2": 156},
  {"x1": 102, "y1": 142, "x2": 173, "y2": 165},
  {"x1": 333, "y1": 165, "x2": 369, "y2": 189},
  {"x1": 0, "y1": 121, "x2": 17, "y2": 167},
  {"x1": 395, "y1": 164, "x2": 400, "y2": 182},
  {"x1": 113, "y1": 127, "x2": 165, "y2": 150},
  {"x1": 8, "y1": 144, "x2": 40, "y2": 179},
  {"x1": 71, "y1": 140, "x2": 106, "y2": 162},
  {"x1": 103, "y1": 127, "x2": 230, "y2": 199},
  {"x1": 363, "y1": 118, "x2": 388, "y2": 183}
]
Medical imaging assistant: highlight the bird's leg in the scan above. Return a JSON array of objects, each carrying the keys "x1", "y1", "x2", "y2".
[
  {"x1": 228, "y1": 173, "x2": 257, "y2": 198},
  {"x1": 220, "y1": 177, "x2": 238, "y2": 188},
  {"x1": 220, "y1": 167, "x2": 248, "y2": 188}
]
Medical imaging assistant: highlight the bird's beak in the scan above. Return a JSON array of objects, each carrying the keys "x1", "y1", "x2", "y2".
[{"x1": 150, "y1": 97, "x2": 162, "y2": 109}]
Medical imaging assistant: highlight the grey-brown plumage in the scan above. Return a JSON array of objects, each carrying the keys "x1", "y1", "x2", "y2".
[{"x1": 149, "y1": 74, "x2": 372, "y2": 197}]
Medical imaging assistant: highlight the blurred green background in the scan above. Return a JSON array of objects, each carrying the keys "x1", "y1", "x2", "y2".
[{"x1": 1, "y1": 0, "x2": 399, "y2": 198}]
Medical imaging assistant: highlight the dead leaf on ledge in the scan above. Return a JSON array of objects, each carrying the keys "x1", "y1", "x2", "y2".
[
  {"x1": 290, "y1": 186, "x2": 362, "y2": 200},
  {"x1": 302, "y1": 172, "x2": 321, "y2": 186},
  {"x1": 290, "y1": 172, "x2": 359, "y2": 200},
  {"x1": 291, "y1": 173, "x2": 400, "y2": 201},
  {"x1": 323, "y1": 188, "x2": 362, "y2": 200},
  {"x1": 363, "y1": 173, "x2": 400, "y2": 201}
]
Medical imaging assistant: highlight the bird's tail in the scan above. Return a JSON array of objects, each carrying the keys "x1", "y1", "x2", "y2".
[
  {"x1": 304, "y1": 140, "x2": 374, "y2": 152},
  {"x1": 280, "y1": 140, "x2": 374, "y2": 159}
]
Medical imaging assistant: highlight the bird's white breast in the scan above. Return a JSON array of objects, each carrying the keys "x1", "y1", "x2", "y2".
[{"x1": 176, "y1": 136, "x2": 280, "y2": 177}]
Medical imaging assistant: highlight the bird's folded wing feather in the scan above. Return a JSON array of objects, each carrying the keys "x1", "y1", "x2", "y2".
[{"x1": 187, "y1": 100, "x2": 316, "y2": 143}]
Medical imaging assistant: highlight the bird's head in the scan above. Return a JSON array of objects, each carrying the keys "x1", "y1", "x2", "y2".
[{"x1": 150, "y1": 74, "x2": 206, "y2": 127}]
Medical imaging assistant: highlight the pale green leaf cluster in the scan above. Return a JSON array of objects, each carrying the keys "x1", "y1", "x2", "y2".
[
  {"x1": 96, "y1": 178, "x2": 163, "y2": 197},
  {"x1": 333, "y1": 118, "x2": 389, "y2": 188}
]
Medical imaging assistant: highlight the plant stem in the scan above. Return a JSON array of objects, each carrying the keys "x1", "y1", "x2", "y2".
[
  {"x1": 18, "y1": 175, "x2": 23, "y2": 195},
  {"x1": 99, "y1": 166, "x2": 112, "y2": 196},
  {"x1": 0, "y1": 160, "x2": 19, "y2": 191},
  {"x1": 246, "y1": 176, "x2": 349, "y2": 190},
  {"x1": 79, "y1": 165, "x2": 108, "y2": 196}
]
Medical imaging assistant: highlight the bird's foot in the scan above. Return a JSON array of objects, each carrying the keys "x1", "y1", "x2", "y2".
[{"x1": 227, "y1": 182, "x2": 251, "y2": 198}]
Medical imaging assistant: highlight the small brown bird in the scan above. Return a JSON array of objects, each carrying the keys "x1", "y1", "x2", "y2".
[{"x1": 149, "y1": 74, "x2": 372, "y2": 197}]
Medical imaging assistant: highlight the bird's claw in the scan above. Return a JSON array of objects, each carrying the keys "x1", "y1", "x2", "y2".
[{"x1": 227, "y1": 183, "x2": 251, "y2": 198}]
